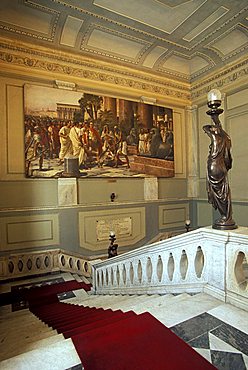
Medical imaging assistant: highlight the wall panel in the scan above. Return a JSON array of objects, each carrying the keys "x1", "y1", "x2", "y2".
[
  {"x1": 79, "y1": 207, "x2": 145, "y2": 252},
  {"x1": 0, "y1": 214, "x2": 59, "y2": 251},
  {"x1": 159, "y1": 202, "x2": 189, "y2": 229},
  {"x1": 227, "y1": 111, "x2": 248, "y2": 200},
  {"x1": 173, "y1": 109, "x2": 186, "y2": 177}
]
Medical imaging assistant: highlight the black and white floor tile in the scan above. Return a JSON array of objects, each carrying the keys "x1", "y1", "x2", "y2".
[{"x1": 171, "y1": 312, "x2": 248, "y2": 370}]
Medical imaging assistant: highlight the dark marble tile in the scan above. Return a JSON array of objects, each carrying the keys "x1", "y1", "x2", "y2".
[
  {"x1": 58, "y1": 291, "x2": 76, "y2": 300},
  {"x1": 170, "y1": 312, "x2": 223, "y2": 342},
  {"x1": 211, "y1": 350, "x2": 246, "y2": 370},
  {"x1": 188, "y1": 332, "x2": 210, "y2": 349},
  {"x1": 65, "y1": 364, "x2": 83, "y2": 370},
  {"x1": 211, "y1": 323, "x2": 248, "y2": 356}
]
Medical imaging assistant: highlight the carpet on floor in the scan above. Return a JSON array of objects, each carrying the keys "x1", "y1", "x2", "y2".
[{"x1": 27, "y1": 281, "x2": 217, "y2": 370}]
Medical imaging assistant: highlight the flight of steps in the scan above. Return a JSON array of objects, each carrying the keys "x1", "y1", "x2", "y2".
[
  {"x1": 0, "y1": 272, "x2": 239, "y2": 369},
  {"x1": 66, "y1": 290, "x2": 221, "y2": 328}
]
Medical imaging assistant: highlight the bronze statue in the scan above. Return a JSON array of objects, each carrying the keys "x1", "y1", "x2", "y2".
[{"x1": 203, "y1": 95, "x2": 237, "y2": 230}]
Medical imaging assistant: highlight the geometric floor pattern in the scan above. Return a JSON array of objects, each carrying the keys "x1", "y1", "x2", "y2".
[{"x1": 170, "y1": 313, "x2": 248, "y2": 370}]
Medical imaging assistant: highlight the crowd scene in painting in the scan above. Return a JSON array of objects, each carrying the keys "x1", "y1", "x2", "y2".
[{"x1": 24, "y1": 116, "x2": 174, "y2": 176}]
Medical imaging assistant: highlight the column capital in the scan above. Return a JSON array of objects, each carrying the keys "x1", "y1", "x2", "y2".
[{"x1": 185, "y1": 104, "x2": 198, "y2": 112}]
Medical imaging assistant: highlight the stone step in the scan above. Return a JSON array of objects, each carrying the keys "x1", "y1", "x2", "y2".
[
  {"x1": 109, "y1": 294, "x2": 161, "y2": 311},
  {"x1": 133, "y1": 294, "x2": 174, "y2": 314},
  {"x1": 85, "y1": 294, "x2": 138, "y2": 308},
  {"x1": 0, "y1": 331, "x2": 61, "y2": 362},
  {"x1": 0, "y1": 338, "x2": 81, "y2": 370},
  {"x1": 149, "y1": 293, "x2": 222, "y2": 328}
]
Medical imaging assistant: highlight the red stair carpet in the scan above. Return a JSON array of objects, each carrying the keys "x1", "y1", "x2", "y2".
[{"x1": 27, "y1": 281, "x2": 216, "y2": 370}]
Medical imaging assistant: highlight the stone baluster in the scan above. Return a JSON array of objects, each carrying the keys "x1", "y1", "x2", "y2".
[
  {"x1": 118, "y1": 263, "x2": 125, "y2": 288},
  {"x1": 102, "y1": 268, "x2": 107, "y2": 289},
  {"x1": 150, "y1": 254, "x2": 160, "y2": 285},
  {"x1": 170, "y1": 249, "x2": 181, "y2": 284},
  {"x1": 123, "y1": 261, "x2": 132, "y2": 288},
  {"x1": 131, "y1": 260, "x2": 140, "y2": 285},
  {"x1": 185, "y1": 245, "x2": 198, "y2": 281},
  {"x1": 112, "y1": 265, "x2": 118, "y2": 288}
]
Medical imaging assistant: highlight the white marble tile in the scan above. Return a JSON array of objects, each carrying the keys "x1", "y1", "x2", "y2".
[
  {"x1": 193, "y1": 348, "x2": 212, "y2": 363},
  {"x1": 243, "y1": 354, "x2": 248, "y2": 369},
  {"x1": 207, "y1": 303, "x2": 248, "y2": 334},
  {"x1": 0, "y1": 338, "x2": 81, "y2": 370}
]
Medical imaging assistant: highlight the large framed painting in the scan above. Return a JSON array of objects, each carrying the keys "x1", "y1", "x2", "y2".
[{"x1": 24, "y1": 84, "x2": 174, "y2": 178}]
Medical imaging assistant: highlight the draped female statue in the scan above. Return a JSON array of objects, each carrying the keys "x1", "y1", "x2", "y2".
[{"x1": 203, "y1": 121, "x2": 237, "y2": 230}]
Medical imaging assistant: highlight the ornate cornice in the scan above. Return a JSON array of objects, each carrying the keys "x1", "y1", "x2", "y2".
[
  {"x1": 0, "y1": 39, "x2": 190, "y2": 102},
  {"x1": 191, "y1": 58, "x2": 248, "y2": 99}
]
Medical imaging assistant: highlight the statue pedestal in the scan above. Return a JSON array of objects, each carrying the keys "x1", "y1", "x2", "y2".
[
  {"x1": 63, "y1": 157, "x2": 80, "y2": 177},
  {"x1": 130, "y1": 156, "x2": 174, "y2": 177}
]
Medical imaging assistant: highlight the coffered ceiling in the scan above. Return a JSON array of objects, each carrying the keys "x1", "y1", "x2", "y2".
[{"x1": 0, "y1": 0, "x2": 247, "y2": 82}]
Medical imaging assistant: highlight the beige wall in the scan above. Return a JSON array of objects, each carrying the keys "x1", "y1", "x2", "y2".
[
  {"x1": 0, "y1": 67, "x2": 189, "y2": 257},
  {"x1": 0, "y1": 42, "x2": 247, "y2": 258}
]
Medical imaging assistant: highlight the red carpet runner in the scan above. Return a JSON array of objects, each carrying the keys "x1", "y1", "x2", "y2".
[{"x1": 27, "y1": 281, "x2": 217, "y2": 370}]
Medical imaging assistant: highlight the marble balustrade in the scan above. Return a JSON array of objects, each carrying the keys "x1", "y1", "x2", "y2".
[
  {"x1": 92, "y1": 227, "x2": 248, "y2": 311},
  {"x1": 0, "y1": 249, "x2": 92, "y2": 280}
]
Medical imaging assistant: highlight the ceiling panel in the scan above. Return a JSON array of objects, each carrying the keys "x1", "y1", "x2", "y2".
[{"x1": 0, "y1": 0, "x2": 247, "y2": 82}]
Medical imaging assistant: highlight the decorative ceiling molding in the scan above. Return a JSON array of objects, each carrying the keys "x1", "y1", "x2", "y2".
[
  {"x1": 0, "y1": 0, "x2": 60, "y2": 41},
  {"x1": 0, "y1": 1, "x2": 247, "y2": 84},
  {"x1": 81, "y1": 24, "x2": 151, "y2": 64}
]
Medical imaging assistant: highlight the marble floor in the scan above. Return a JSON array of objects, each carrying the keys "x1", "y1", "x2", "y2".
[{"x1": 0, "y1": 272, "x2": 248, "y2": 370}]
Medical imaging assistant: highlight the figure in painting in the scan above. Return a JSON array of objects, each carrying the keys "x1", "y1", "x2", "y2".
[
  {"x1": 127, "y1": 127, "x2": 138, "y2": 146},
  {"x1": 58, "y1": 122, "x2": 73, "y2": 165},
  {"x1": 25, "y1": 125, "x2": 45, "y2": 176},
  {"x1": 69, "y1": 122, "x2": 86, "y2": 168},
  {"x1": 114, "y1": 126, "x2": 130, "y2": 168}
]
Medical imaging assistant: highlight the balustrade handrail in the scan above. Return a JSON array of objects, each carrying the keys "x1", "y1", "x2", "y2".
[{"x1": 91, "y1": 227, "x2": 248, "y2": 310}]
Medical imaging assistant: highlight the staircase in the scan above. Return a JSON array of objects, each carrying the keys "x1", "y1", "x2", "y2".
[{"x1": 1, "y1": 272, "x2": 248, "y2": 369}]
